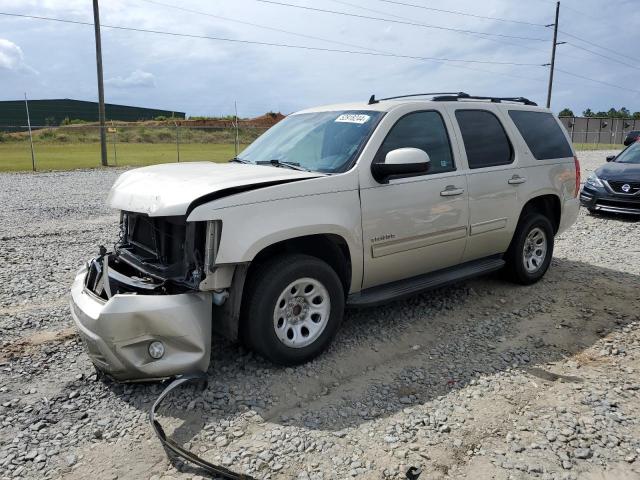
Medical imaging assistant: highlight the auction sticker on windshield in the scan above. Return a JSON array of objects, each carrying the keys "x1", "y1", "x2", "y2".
[{"x1": 335, "y1": 114, "x2": 371, "y2": 124}]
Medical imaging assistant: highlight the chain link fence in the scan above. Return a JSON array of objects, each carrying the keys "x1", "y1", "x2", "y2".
[
  {"x1": 4, "y1": 116, "x2": 628, "y2": 172},
  {"x1": 0, "y1": 124, "x2": 270, "y2": 172}
]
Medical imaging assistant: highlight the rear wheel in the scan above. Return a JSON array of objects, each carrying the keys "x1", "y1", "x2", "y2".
[
  {"x1": 504, "y1": 213, "x2": 554, "y2": 285},
  {"x1": 241, "y1": 254, "x2": 344, "y2": 365}
]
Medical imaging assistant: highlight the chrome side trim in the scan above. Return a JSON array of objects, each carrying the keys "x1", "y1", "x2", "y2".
[
  {"x1": 470, "y1": 217, "x2": 508, "y2": 236},
  {"x1": 371, "y1": 226, "x2": 467, "y2": 258}
]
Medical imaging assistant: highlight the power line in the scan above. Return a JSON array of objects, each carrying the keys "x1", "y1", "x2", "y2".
[
  {"x1": 253, "y1": 0, "x2": 550, "y2": 42},
  {"x1": 559, "y1": 4, "x2": 600, "y2": 22},
  {"x1": 537, "y1": 0, "x2": 601, "y2": 23},
  {"x1": 565, "y1": 42, "x2": 640, "y2": 71},
  {"x1": 0, "y1": 11, "x2": 543, "y2": 66},
  {"x1": 375, "y1": 0, "x2": 546, "y2": 27},
  {"x1": 138, "y1": 0, "x2": 548, "y2": 84},
  {"x1": 328, "y1": 0, "x2": 591, "y2": 64},
  {"x1": 553, "y1": 67, "x2": 640, "y2": 95},
  {"x1": 138, "y1": 0, "x2": 389, "y2": 55},
  {"x1": 6, "y1": 8, "x2": 638, "y2": 100},
  {"x1": 558, "y1": 29, "x2": 640, "y2": 65}
]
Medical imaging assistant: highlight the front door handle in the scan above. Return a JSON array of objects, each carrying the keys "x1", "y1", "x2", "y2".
[
  {"x1": 440, "y1": 185, "x2": 465, "y2": 196},
  {"x1": 508, "y1": 175, "x2": 527, "y2": 185}
]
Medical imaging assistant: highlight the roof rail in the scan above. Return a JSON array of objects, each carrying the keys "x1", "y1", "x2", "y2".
[
  {"x1": 368, "y1": 92, "x2": 468, "y2": 105},
  {"x1": 432, "y1": 93, "x2": 537, "y2": 106}
]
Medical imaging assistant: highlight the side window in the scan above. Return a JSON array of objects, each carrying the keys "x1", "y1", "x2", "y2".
[
  {"x1": 375, "y1": 111, "x2": 454, "y2": 175},
  {"x1": 508, "y1": 110, "x2": 573, "y2": 160},
  {"x1": 455, "y1": 110, "x2": 513, "y2": 169}
]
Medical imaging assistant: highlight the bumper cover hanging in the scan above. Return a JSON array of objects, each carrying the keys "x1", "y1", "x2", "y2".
[{"x1": 149, "y1": 373, "x2": 256, "y2": 479}]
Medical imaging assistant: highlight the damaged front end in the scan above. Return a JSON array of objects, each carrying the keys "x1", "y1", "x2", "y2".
[{"x1": 70, "y1": 212, "x2": 219, "y2": 381}]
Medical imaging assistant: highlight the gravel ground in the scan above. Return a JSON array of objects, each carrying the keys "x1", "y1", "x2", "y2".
[{"x1": 1, "y1": 150, "x2": 639, "y2": 480}]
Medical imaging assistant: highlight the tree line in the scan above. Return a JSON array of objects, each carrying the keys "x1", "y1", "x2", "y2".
[{"x1": 559, "y1": 107, "x2": 640, "y2": 119}]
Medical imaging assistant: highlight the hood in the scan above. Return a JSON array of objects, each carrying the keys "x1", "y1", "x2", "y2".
[
  {"x1": 107, "y1": 162, "x2": 321, "y2": 217},
  {"x1": 596, "y1": 162, "x2": 640, "y2": 181}
]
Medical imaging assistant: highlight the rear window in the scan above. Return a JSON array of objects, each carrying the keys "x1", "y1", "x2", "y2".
[{"x1": 508, "y1": 110, "x2": 573, "y2": 160}]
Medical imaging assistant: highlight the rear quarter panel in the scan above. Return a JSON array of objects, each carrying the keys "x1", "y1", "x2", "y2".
[{"x1": 497, "y1": 105, "x2": 579, "y2": 236}]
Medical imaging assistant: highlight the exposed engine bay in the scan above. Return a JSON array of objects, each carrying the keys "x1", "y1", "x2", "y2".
[{"x1": 86, "y1": 211, "x2": 207, "y2": 299}]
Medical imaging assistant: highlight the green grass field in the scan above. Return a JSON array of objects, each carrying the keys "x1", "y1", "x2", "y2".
[
  {"x1": 0, "y1": 143, "x2": 241, "y2": 172},
  {"x1": 0, "y1": 141, "x2": 625, "y2": 172}
]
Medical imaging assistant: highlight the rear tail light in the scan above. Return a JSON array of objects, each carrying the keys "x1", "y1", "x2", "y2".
[{"x1": 573, "y1": 155, "x2": 581, "y2": 197}]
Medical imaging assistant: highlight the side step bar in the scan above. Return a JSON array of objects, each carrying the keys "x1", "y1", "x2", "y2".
[{"x1": 347, "y1": 256, "x2": 505, "y2": 308}]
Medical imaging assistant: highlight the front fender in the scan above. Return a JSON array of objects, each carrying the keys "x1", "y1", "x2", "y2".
[{"x1": 188, "y1": 189, "x2": 364, "y2": 293}]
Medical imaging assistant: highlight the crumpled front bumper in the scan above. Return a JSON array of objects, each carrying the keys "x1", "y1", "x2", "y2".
[{"x1": 69, "y1": 265, "x2": 212, "y2": 382}]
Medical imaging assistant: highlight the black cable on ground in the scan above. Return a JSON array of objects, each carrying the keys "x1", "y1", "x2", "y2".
[
  {"x1": 149, "y1": 373, "x2": 256, "y2": 480},
  {"x1": 149, "y1": 373, "x2": 423, "y2": 479}
]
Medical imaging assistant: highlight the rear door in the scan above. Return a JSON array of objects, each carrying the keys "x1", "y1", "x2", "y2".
[
  {"x1": 447, "y1": 105, "x2": 525, "y2": 261},
  {"x1": 359, "y1": 106, "x2": 469, "y2": 289}
]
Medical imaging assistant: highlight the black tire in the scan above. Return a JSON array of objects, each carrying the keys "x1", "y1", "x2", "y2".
[
  {"x1": 241, "y1": 254, "x2": 345, "y2": 365},
  {"x1": 587, "y1": 207, "x2": 597, "y2": 214},
  {"x1": 504, "y1": 213, "x2": 554, "y2": 285}
]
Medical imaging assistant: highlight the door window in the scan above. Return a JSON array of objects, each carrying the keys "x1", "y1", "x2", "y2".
[
  {"x1": 375, "y1": 111, "x2": 455, "y2": 175},
  {"x1": 455, "y1": 110, "x2": 513, "y2": 168}
]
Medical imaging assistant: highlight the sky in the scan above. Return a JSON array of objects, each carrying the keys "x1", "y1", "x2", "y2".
[{"x1": 1, "y1": 0, "x2": 639, "y2": 118}]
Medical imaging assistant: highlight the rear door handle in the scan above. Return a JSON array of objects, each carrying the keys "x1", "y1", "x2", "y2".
[
  {"x1": 440, "y1": 185, "x2": 465, "y2": 196},
  {"x1": 508, "y1": 175, "x2": 527, "y2": 185}
]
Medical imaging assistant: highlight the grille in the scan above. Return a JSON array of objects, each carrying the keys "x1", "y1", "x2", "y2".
[{"x1": 607, "y1": 181, "x2": 640, "y2": 195}]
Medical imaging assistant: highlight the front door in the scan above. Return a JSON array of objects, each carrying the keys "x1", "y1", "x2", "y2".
[{"x1": 359, "y1": 108, "x2": 469, "y2": 289}]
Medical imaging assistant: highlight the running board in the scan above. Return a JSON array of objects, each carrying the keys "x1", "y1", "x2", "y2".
[{"x1": 347, "y1": 257, "x2": 505, "y2": 307}]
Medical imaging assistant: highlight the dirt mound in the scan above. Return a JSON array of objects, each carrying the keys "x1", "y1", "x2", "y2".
[{"x1": 178, "y1": 112, "x2": 285, "y2": 128}]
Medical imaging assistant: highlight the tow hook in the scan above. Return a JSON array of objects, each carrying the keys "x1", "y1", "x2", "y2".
[{"x1": 149, "y1": 373, "x2": 255, "y2": 479}]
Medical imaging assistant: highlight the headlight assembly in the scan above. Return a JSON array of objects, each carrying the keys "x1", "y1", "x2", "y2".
[{"x1": 586, "y1": 173, "x2": 604, "y2": 188}]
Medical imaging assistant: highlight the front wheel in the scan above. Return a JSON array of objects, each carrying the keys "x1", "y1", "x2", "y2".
[
  {"x1": 504, "y1": 213, "x2": 554, "y2": 285},
  {"x1": 241, "y1": 254, "x2": 345, "y2": 365}
]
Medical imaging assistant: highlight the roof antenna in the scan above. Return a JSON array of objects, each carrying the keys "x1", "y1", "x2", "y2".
[{"x1": 368, "y1": 94, "x2": 378, "y2": 105}]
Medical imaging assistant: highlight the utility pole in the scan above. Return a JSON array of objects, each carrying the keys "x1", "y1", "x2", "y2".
[
  {"x1": 24, "y1": 93, "x2": 36, "y2": 172},
  {"x1": 93, "y1": 0, "x2": 108, "y2": 166},
  {"x1": 546, "y1": 1, "x2": 561, "y2": 109}
]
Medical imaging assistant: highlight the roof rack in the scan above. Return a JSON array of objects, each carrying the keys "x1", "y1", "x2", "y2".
[
  {"x1": 368, "y1": 92, "x2": 537, "y2": 106},
  {"x1": 432, "y1": 93, "x2": 537, "y2": 106},
  {"x1": 368, "y1": 92, "x2": 466, "y2": 105}
]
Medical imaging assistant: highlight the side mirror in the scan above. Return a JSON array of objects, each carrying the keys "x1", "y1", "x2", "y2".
[
  {"x1": 371, "y1": 148, "x2": 430, "y2": 183},
  {"x1": 606, "y1": 155, "x2": 615, "y2": 162}
]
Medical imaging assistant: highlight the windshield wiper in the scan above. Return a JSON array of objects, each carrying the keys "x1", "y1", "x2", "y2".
[
  {"x1": 229, "y1": 157, "x2": 251, "y2": 164},
  {"x1": 257, "y1": 159, "x2": 310, "y2": 172}
]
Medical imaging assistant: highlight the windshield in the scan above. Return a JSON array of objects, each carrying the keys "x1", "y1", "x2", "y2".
[
  {"x1": 237, "y1": 110, "x2": 383, "y2": 173},
  {"x1": 615, "y1": 142, "x2": 640, "y2": 164}
]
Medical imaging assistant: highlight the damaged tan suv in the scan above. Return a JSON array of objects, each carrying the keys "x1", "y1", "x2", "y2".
[{"x1": 70, "y1": 92, "x2": 580, "y2": 381}]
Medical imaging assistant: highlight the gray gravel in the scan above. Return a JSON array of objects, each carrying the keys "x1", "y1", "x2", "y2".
[{"x1": 1, "y1": 151, "x2": 639, "y2": 480}]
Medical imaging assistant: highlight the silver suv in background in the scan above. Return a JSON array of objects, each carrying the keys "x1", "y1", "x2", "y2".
[{"x1": 70, "y1": 92, "x2": 580, "y2": 381}]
